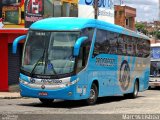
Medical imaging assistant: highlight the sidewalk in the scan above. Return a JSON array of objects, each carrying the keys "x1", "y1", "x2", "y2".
[
  {"x1": 0, "y1": 84, "x2": 21, "y2": 99},
  {"x1": 0, "y1": 92, "x2": 21, "y2": 99}
]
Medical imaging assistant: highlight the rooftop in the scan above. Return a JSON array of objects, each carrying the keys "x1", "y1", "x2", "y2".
[{"x1": 30, "y1": 17, "x2": 149, "y2": 39}]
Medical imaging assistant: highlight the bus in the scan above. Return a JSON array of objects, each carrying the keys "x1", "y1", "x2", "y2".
[
  {"x1": 13, "y1": 18, "x2": 150, "y2": 105},
  {"x1": 150, "y1": 43, "x2": 160, "y2": 88}
]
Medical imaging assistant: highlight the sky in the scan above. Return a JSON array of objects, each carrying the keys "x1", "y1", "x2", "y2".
[{"x1": 114, "y1": 0, "x2": 159, "y2": 22}]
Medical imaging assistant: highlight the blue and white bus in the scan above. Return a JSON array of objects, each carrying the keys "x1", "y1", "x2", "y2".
[
  {"x1": 150, "y1": 43, "x2": 160, "y2": 88},
  {"x1": 13, "y1": 18, "x2": 150, "y2": 105}
]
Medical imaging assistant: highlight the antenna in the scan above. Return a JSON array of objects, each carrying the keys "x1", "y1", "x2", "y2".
[
  {"x1": 120, "y1": 0, "x2": 124, "y2": 6},
  {"x1": 120, "y1": 0, "x2": 122, "y2": 5}
]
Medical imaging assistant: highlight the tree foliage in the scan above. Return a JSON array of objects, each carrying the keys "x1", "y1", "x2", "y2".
[
  {"x1": 135, "y1": 23, "x2": 148, "y2": 35},
  {"x1": 136, "y1": 22, "x2": 160, "y2": 39},
  {"x1": 155, "y1": 31, "x2": 160, "y2": 39}
]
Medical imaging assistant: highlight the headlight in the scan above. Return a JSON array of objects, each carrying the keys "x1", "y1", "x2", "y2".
[{"x1": 19, "y1": 78, "x2": 29, "y2": 85}]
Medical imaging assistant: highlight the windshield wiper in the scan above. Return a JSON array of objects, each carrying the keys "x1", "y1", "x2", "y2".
[
  {"x1": 30, "y1": 49, "x2": 46, "y2": 76},
  {"x1": 30, "y1": 48, "x2": 58, "y2": 77}
]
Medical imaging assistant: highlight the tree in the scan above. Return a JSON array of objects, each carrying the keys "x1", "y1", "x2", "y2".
[
  {"x1": 135, "y1": 23, "x2": 148, "y2": 35},
  {"x1": 155, "y1": 31, "x2": 160, "y2": 39}
]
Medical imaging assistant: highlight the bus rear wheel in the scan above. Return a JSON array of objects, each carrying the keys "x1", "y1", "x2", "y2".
[
  {"x1": 39, "y1": 98, "x2": 54, "y2": 104},
  {"x1": 86, "y1": 83, "x2": 98, "y2": 105}
]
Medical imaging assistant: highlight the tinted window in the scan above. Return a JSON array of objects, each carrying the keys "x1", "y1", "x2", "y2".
[
  {"x1": 136, "y1": 39, "x2": 150, "y2": 57},
  {"x1": 93, "y1": 29, "x2": 119, "y2": 56},
  {"x1": 93, "y1": 29, "x2": 150, "y2": 58}
]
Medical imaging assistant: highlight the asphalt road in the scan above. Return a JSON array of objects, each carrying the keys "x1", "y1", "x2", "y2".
[{"x1": 0, "y1": 88, "x2": 160, "y2": 120}]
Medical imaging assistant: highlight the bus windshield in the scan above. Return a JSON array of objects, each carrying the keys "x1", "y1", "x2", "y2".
[
  {"x1": 150, "y1": 61, "x2": 160, "y2": 77},
  {"x1": 22, "y1": 30, "x2": 79, "y2": 76},
  {"x1": 150, "y1": 47, "x2": 160, "y2": 77}
]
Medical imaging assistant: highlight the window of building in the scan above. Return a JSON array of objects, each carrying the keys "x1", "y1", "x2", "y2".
[{"x1": 126, "y1": 18, "x2": 129, "y2": 27}]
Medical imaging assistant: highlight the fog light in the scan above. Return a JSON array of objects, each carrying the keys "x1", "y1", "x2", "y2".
[{"x1": 68, "y1": 92, "x2": 72, "y2": 96}]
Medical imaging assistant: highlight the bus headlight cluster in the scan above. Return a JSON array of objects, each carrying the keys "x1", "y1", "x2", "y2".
[
  {"x1": 19, "y1": 78, "x2": 29, "y2": 85},
  {"x1": 66, "y1": 78, "x2": 80, "y2": 86}
]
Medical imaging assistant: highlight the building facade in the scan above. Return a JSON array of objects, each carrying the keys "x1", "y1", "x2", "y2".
[{"x1": 114, "y1": 5, "x2": 136, "y2": 31}]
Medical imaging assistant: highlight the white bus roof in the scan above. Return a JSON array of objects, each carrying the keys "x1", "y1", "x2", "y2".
[
  {"x1": 151, "y1": 59, "x2": 160, "y2": 61},
  {"x1": 151, "y1": 43, "x2": 160, "y2": 47}
]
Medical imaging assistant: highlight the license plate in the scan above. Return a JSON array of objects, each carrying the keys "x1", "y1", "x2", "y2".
[{"x1": 39, "y1": 92, "x2": 48, "y2": 96}]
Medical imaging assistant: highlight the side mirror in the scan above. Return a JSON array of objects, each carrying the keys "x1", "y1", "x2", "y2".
[
  {"x1": 73, "y1": 36, "x2": 88, "y2": 56},
  {"x1": 12, "y1": 35, "x2": 26, "y2": 54}
]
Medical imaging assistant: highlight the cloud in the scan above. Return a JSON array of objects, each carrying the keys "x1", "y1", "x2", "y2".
[
  {"x1": 114, "y1": 0, "x2": 159, "y2": 22},
  {"x1": 124, "y1": 0, "x2": 158, "y2": 5}
]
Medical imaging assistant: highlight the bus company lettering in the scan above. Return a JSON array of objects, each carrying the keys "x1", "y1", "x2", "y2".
[
  {"x1": 96, "y1": 58, "x2": 115, "y2": 66},
  {"x1": 41, "y1": 79, "x2": 62, "y2": 84},
  {"x1": 85, "y1": 0, "x2": 113, "y2": 9}
]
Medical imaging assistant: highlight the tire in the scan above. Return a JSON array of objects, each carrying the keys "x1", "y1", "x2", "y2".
[
  {"x1": 39, "y1": 98, "x2": 54, "y2": 104},
  {"x1": 125, "y1": 81, "x2": 139, "y2": 98},
  {"x1": 86, "y1": 83, "x2": 98, "y2": 105}
]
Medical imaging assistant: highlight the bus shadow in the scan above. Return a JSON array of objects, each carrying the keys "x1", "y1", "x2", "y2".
[
  {"x1": 97, "y1": 96, "x2": 143, "y2": 105},
  {"x1": 148, "y1": 87, "x2": 160, "y2": 90},
  {"x1": 19, "y1": 95, "x2": 144, "y2": 109}
]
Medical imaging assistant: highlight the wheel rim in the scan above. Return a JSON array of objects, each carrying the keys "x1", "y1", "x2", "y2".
[{"x1": 89, "y1": 89, "x2": 96, "y2": 102}]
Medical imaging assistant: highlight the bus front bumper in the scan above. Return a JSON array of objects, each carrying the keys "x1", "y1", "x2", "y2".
[
  {"x1": 149, "y1": 81, "x2": 160, "y2": 87},
  {"x1": 19, "y1": 83, "x2": 78, "y2": 100}
]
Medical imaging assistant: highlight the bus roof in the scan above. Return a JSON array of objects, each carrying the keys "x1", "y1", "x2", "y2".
[
  {"x1": 30, "y1": 17, "x2": 149, "y2": 40},
  {"x1": 151, "y1": 59, "x2": 160, "y2": 62},
  {"x1": 151, "y1": 43, "x2": 160, "y2": 47}
]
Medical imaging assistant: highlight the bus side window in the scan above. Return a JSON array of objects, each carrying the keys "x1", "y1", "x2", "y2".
[
  {"x1": 93, "y1": 29, "x2": 110, "y2": 56},
  {"x1": 136, "y1": 39, "x2": 144, "y2": 57},
  {"x1": 76, "y1": 28, "x2": 94, "y2": 73},
  {"x1": 108, "y1": 32, "x2": 118, "y2": 54},
  {"x1": 117, "y1": 35, "x2": 123, "y2": 55},
  {"x1": 77, "y1": 47, "x2": 83, "y2": 71},
  {"x1": 143, "y1": 40, "x2": 150, "y2": 57},
  {"x1": 77, "y1": 42, "x2": 91, "y2": 72}
]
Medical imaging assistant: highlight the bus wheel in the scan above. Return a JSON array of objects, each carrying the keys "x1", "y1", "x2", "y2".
[
  {"x1": 125, "y1": 81, "x2": 139, "y2": 98},
  {"x1": 86, "y1": 83, "x2": 98, "y2": 105},
  {"x1": 39, "y1": 98, "x2": 54, "y2": 104}
]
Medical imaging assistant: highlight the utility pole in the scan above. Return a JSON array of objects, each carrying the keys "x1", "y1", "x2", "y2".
[
  {"x1": 159, "y1": 0, "x2": 160, "y2": 21},
  {"x1": 120, "y1": 0, "x2": 124, "y2": 6},
  {"x1": 94, "y1": 0, "x2": 98, "y2": 19}
]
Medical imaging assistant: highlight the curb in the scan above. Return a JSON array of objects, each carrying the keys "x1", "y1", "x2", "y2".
[
  {"x1": 0, "y1": 97, "x2": 22, "y2": 99},
  {"x1": 0, "y1": 92, "x2": 21, "y2": 99}
]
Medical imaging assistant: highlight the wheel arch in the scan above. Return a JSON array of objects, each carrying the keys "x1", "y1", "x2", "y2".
[{"x1": 89, "y1": 79, "x2": 99, "y2": 96}]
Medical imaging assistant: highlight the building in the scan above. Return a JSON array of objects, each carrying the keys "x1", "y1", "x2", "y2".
[
  {"x1": 114, "y1": 5, "x2": 136, "y2": 31},
  {"x1": 0, "y1": 29, "x2": 27, "y2": 91}
]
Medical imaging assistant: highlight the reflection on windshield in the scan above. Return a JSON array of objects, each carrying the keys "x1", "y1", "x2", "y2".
[
  {"x1": 150, "y1": 61, "x2": 160, "y2": 77},
  {"x1": 22, "y1": 31, "x2": 79, "y2": 76}
]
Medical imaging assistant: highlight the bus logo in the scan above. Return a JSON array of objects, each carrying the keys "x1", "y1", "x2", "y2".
[
  {"x1": 41, "y1": 79, "x2": 62, "y2": 84},
  {"x1": 119, "y1": 60, "x2": 130, "y2": 91}
]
